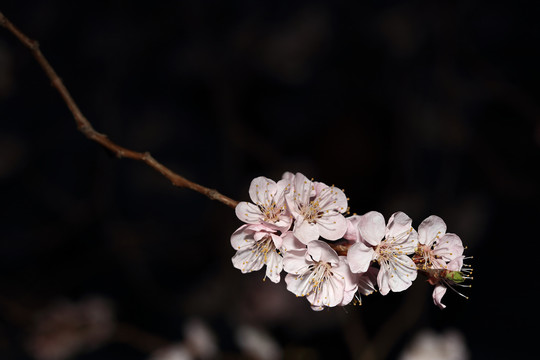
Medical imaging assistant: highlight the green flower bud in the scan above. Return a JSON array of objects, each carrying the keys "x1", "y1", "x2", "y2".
[{"x1": 445, "y1": 271, "x2": 464, "y2": 284}]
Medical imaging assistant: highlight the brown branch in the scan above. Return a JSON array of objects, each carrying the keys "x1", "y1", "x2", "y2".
[{"x1": 0, "y1": 11, "x2": 239, "y2": 209}]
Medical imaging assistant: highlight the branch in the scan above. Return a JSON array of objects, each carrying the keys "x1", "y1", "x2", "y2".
[{"x1": 0, "y1": 11, "x2": 239, "y2": 209}]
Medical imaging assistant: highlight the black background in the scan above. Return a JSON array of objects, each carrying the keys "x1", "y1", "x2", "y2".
[{"x1": 1, "y1": 1, "x2": 538, "y2": 359}]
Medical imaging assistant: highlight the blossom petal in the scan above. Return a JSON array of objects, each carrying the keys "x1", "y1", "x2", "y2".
[
  {"x1": 389, "y1": 255, "x2": 418, "y2": 292},
  {"x1": 307, "y1": 240, "x2": 339, "y2": 265},
  {"x1": 358, "y1": 211, "x2": 386, "y2": 246},
  {"x1": 270, "y1": 233, "x2": 283, "y2": 249},
  {"x1": 317, "y1": 213, "x2": 348, "y2": 241},
  {"x1": 283, "y1": 249, "x2": 310, "y2": 275},
  {"x1": 248, "y1": 177, "x2": 277, "y2": 205},
  {"x1": 393, "y1": 228, "x2": 419, "y2": 255},
  {"x1": 447, "y1": 256, "x2": 464, "y2": 271},
  {"x1": 281, "y1": 172, "x2": 296, "y2": 182},
  {"x1": 377, "y1": 266, "x2": 392, "y2": 296},
  {"x1": 340, "y1": 288, "x2": 357, "y2": 307},
  {"x1": 264, "y1": 250, "x2": 283, "y2": 283},
  {"x1": 230, "y1": 224, "x2": 283, "y2": 281},
  {"x1": 433, "y1": 284, "x2": 448, "y2": 309},
  {"x1": 284, "y1": 271, "x2": 310, "y2": 296},
  {"x1": 357, "y1": 267, "x2": 378, "y2": 296},
  {"x1": 231, "y1": 248, "x2": 265, "y2": 274},
  {"x1": 281, "y1": 232, "x2": 306, "y2": 253},
  {"x1": 336, "y1": 258, "x2": 359, "y2": 306},
  {"x1": 294, "y1": 218, "x2": 320, "y2": 244},
  {"x1": 315, "y1": 183, "x2": 348, "y2": 214},
  {"x1": 347, "y1": 242, "x2": 374, "y2": 274},
  {"x1": 433, "y1": 233, "x2": 464, "y2": 262},
  {"x1": 235, "y1": 202, "x2": 263, "y2": 224},
  {"x1": 306, "y1": 273, "x2": 344, "y2": 308},
  {"x1": 291, "y1": 173, "x2": 314, "y2": 209},
  {"x1": 343, "y1": 215, "x2": 361, "y2": 242},
  {"x1": 418, "y1": 215, "x2": 447, "y2": 246},
  {"x1": 386, "y1": 211, "x2": 413, "y2": 240},
  {"x1": 379, "y1": 255, "x2": 417, "y2": 295},
  {"x1": 230, "y1": 224, "x2": 254, "y2": 250}
]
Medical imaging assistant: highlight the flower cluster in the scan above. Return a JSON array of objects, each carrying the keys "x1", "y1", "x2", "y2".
[{"x1": 231, "y1": 172, "x2": 472, "y2": 311}]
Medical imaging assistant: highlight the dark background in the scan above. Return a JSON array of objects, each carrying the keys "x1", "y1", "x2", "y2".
[{"x1": 1, "y1": 1, "x2": 538, "y2": 359}]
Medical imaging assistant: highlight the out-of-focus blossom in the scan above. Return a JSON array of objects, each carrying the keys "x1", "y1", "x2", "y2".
[
  {"x1": 236, "y1": 325, "x2": 282, "y2": 360},
  {"x1": 25, "y1": 296, "x2": 115, "y2": 360},
  {"x1": 399, "y1": 329, "x2": 470, "y2": 360},
  {"x1": 183, "y1": 318, "x2": 218, "y2": 359},
  {"x1": 148, "y1": 344, "x2": 192, "y2": 360}
]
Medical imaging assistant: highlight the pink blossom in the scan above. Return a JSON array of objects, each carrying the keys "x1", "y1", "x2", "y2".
[
  {"x1": 285, "y1": 172, "x2": 348, "y2": 244},
  {"x1": 416, "y1": 215, "x2": 464, "y2": 270},
  {"x1": 235, "y1": 176, "x2": 292, "y2": 232},
  {"x1": 230, "y1": 224, "x2": 284, "y2": 283},
  {"x1": 347, "y1": 211, "x2": 418, "y2": 295},
  {"x1": 430, "y1": 256, "x2": 466, "y2": 309},
  {"x1": 283, "y1": 240, "x2": 357, "y2": 310},
  {"x1": 413, "y1": 215, "x2": 471, "y2": 309}
]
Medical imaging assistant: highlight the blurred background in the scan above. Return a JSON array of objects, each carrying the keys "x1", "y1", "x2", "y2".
[{"x1": 0, "y1": 1, "x2": 538, "y2": 359}]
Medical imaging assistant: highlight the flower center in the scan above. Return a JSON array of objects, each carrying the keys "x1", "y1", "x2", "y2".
[
  {"x1": 257, "y1": 200, "x2": 285, "y2": 223},
  {"x1": 375, "y1": 242, "x2": 393, "y2": 264},
  {"x1": 296, "y1": 261, "x2": 333, "y2": 298},
  {"x1": 413, "y1": 245, "x2": 435, "y2": 270},
  {"x1": 299, "y1": 200, "x2": 323, "y2": 223},
  {"x1": 374, "y1": 229, "x2": 413, "y2": 265},
  {"x1": 254, "y1": 235, "x2": 275, "y2": 264}
]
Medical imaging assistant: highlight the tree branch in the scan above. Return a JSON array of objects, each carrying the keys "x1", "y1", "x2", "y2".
[{"x1": 0, "y1": 11, "x2": 239, "y2": 209}]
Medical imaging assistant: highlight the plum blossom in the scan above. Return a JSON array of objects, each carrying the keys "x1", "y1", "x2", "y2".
[
  {"x1": 347, "y1": 211, "x2": 418, "y2": 295},
  {"x1": 230, "y1": 172, "x2": 473, "y2": 311},
  {"x1": 235, "y1": 176, "x2": 292, "y2": 232},
  {"x1": 431, "y1": 259, "x2": 460, "y2": 309},
  {"x1": 286, "y1": 172, "x2": 348, "y2": 244},
  {"x1": 235, "y1": 325, "x2": 282, "y2": 360},
  {"x1": 183, "y1": 318, "x2": 219, "y2": 359},
  {"x1": 428, "y1": 256, "x2": 472, "y2": 309},
  {"x1": 415, "y1": 215, "x2": 464, "y2": 270},
  {"x1": 149, "y1": 344, "x2": 193, "y2": 360},
  {"x1": 399, "y1": 328, "x2": 470, "y2": 360},
  {"x1": 230, "y1": 224, "x2": 284, "y2": 283},
  {"x1": 412, "y1": 215, "x2": 471, "y2": 309},
  {"x1": 283, "y1": 240, "x2": 357, "y2": 310},
  {"x1": 26, "y1": 297, "x2": 114, "y2": 360}
]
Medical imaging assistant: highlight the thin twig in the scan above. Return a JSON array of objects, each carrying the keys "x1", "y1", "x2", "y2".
[{"x1": 0, "y1": 11, "x2": 239, "y2": 209}]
